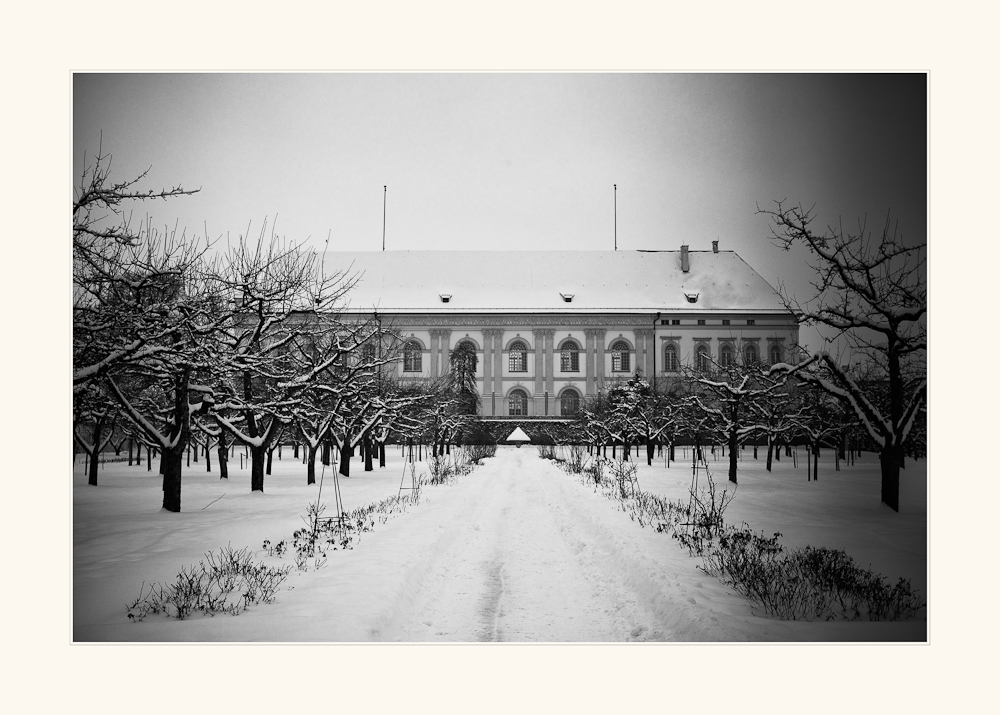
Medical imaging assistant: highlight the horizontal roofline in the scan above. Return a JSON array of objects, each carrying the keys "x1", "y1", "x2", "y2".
[{"x1": 339, "y1": 308, "x2": 796, "y2": 315}]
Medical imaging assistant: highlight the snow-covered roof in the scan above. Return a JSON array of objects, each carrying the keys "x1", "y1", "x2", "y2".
[
  {"x1": 505, "y1": 427, "x2": 531, "y2": 442},
  {"x1": 321, "y1": 250, "x2": 787, "y2": 314}
]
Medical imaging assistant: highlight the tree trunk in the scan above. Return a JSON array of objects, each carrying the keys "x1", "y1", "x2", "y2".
[
  {"x1": 766, "y1": 438, "x2": 774, "y2": 472},
  {"x1": 266, "y1": 446, "x2": 274, "y2": 475},
  {"x1": 128, "y1": 438, "x2": 134, "y2": 466},
  {"x1": 250, "y1": 446, "x2": 266, "y2": 492},
  {"x1": 306, "y1": 443, "x2": 317, "y2": 485},
  {"x1": 147, "y1": 445, "x2": 152, "y2": 471},
  {"x1": 728, "y1": 427, "x2": 738, "y2": 484},
  {"x1": 339, "y1": 443, "x2": 352, "y2": 477},
  {"x1": 293, "y1": 442, "x2": 300, "y2": 459},
  {"x1": 669, "y1": 442, "x2": 675, "y2": 463},
  {"x1": 86, "y1": 420, "x2": 104, "y2": 486},
  {"x1": 218, "y1": 431, "x2": 229, "y2": 480},
  {"x1": 86, "y1": 417, "x2": 107, "y2": 486},
  {"x1": 379, "y1": 441, "x2": 386, "y2": 468},
  {"x1": 646, "y1": 441, "x2": 655, "y2": 466},
  {"x1": 88, "y1": 448, "x2": 99, "y2": 486},
  {"x1": 161, "y1": 447, "x2": 183, "y2": 512},
  {"x1": 364, "y1": 436, "x2": 374, "y2": 472},
  {"x1": 880, "y1": 447, "x2": 901, "y2": 512},
  {"x1": 813, "y1": 443, "x2": 819, "y2": 481},
  {"x1": 205, "y1": 439, "x2": 211, "y2": 472}
]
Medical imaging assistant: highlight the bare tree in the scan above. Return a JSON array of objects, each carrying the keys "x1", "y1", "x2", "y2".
[
  {"x1": 759, "y1": 201, "x2": 926, "y2": 511},
  {"x1": 73, "y1": 383, "x2": 116, "y2": 486},
  {"x1": 73, "y1": 143, "x2": 203, "y2": 388},
  {"x1": 73, "y1": 145, "x2": 219, "y2": 510},
  {"x1": 687, "y1": 359, "x2": 789, "y2": 484},
  {"x1": 206, "y1": 229, "x2": 356, "y2": 492}
]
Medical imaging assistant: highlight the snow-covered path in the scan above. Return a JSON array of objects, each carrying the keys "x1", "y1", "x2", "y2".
[
  {"x1": 376, "y1": 448, "x2": 635, "y2": 641},
  {"x1": 73, "y1": 445, "x2": 925, "y2": 642}
]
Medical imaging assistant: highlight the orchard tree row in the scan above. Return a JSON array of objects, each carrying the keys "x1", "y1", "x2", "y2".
[
  {"x1": 73, "y1": 150, "x2": 466, "y2": 512},
  {"x1": 568, "y1": 200, "x2": 925, "y2": 512}
]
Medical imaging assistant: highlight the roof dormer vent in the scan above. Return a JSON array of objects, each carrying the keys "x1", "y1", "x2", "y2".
[
  {"x1": 439, "y1": 294, "x2": 452, "y2": 303},
  {"x1": 560, "y1": 293, "x2": 574, "y2": 303},
  {"x1": 684, "y1": 292, "x2": 699, "y2": 304}
]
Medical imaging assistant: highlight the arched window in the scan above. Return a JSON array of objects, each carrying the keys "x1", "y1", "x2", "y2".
[
  {"x1": 560, "y1": 388, "x2": 581, "y2": 417},
  {"x1": 610, "y1": 340, "x2": 631, "y2": 372},
  {"x1": 663, "y1": 343, "x2": 679, "y2": 372},
  {"x1": 720, "y1": 344, "x2": 734, "y2": 368},
  {"x1": 508, "y1": 340, "x2": 528, "y2": 372},
  {"x1": 769, "y1": 343, "x2": 783, "y2": 365},
  {"x1": 403, "y1": 341, "x2": 422, "y2": 372},
  {"x1": 560, "y1": 339, "x2": 580, "y2": 372},
  {"x1": 696, "y1": 344, "x2": 711, "y2": 372},
  {"x1": 744, "y1": 343, "x2": 759, "y2": 365},
  {"x1": 508, "y1": 388, "x2": 528, "y2": 416}
]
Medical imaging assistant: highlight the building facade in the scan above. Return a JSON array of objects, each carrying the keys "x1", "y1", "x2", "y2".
[{"x1": 330, "y1": 245, "x2": 799, "y2": 417}]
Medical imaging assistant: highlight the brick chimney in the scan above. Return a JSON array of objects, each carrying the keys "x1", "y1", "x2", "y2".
[
  {"x1": 681, "y1": 244, "x2": 689, "y2": 273},
  {"x1": 712, "y1": 240, "x2": 719, "y2": 253}
]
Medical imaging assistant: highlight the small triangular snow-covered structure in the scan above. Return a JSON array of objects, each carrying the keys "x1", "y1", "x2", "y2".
[{"x1": 505, "y1": 427, "x2": 531, "y2": 443}]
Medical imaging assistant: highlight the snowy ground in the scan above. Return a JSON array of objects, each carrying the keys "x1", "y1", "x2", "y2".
[{"x1": 73, "y1": 444, "x2": 926, "y2": 642}]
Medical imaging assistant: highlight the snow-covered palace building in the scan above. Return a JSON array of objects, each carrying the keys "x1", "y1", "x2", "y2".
[{"x1": 333, "y1": 244, "x2": 799, "y2": 418}]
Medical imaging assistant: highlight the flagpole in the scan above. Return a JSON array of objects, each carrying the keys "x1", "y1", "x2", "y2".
[
  {"x1": 382, "y1": 186, "x2": 387, "y2": 251},
  {"x1": 614, "y1": 184, "x2": 617, "y2": 251}
]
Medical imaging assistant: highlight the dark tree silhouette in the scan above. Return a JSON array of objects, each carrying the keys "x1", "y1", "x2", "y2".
[{"x1": 759, "y1": 201, "x2": 926, "y2": 511}]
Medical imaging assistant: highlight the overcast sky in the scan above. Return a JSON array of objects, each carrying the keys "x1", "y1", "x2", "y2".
[{"x1": 73, "y1": 72, "x2": 926, "y2": 351}]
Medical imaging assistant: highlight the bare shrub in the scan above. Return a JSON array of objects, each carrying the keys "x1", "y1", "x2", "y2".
[
  {"x1": 465, "y1": 443, "x2": 496, "y2": 463},
  {"x1": 126, "y1": 545, "x2": 291, "y2": 621}
]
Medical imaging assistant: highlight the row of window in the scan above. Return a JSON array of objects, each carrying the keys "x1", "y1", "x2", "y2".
[
  {"x1": 659, "y1": 319, "x2": 757, "y2": 326},
  {"x1": 506, "y1": 388, "x2": 581, "y2": 417},
  {"x1": 686, "y1": 342, "x2": 783, "y2": 371},
  {"x1": 403, "y1": 340, "x2": 783, "y2": 373}
]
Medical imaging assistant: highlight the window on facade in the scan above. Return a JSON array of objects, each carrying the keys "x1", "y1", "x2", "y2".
[
  {"x1": 610, "y1": 340, "x2": 630, "y2": 372},
  {"x1": 744, "y1": 343, "x2": 758, "y2": 365},
  {"x1": 720, "y1": 344, "x2": 734, "y2": 367},
  {"x1": 403, "y1": 341, "x2": 422, "y2": 372},
  {"x1": 560, "y1": 340, "x2": 580, "y2": 372},
  {"x1": 722, "y1": 319, "x2": 730, "y2": 325},
  {"x1": 663, "y1": 343, "x2": 679, "y2": 372},
  {"x1": 672, "y1": 319, "x2": 681, "y2": 325},
  {"x1": 508, "y1": 340, "x2": 528, "y2": 372},
  {"x1": 769, "y1": 343, "x2": 783, "y2": 365},
  {"x1": 696, "y1": 344, "x2": 711, "y2": 372},
  {"x1": 359, "y1": 343, "x2": 376, "y2": 366},
  {"x1": 747, "y1": 319, "x2": 756, "y2": 326},
  {"x1": 561, "y1": 389, "x2": 581, "y2": 416},
  {"x1": 508, "y1": 389, "x2": 528, "y2": 416},
  {"x1": 697, "y1": 319, "x2": 706, "y2": 326}
]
